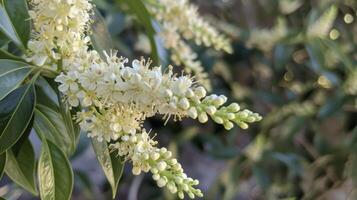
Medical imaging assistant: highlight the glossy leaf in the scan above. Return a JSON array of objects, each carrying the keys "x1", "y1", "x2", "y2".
[
  {"x1": 38, "y1": 140, "x2": 73, "y2": 200},
  {"x1": 5, "y1": 139, "x2": 37, "y2": 195},
  {"x1": 3, "y1": 0, "x2": 31, "y2": 48},
  {"x1": 92, "y1": 138, "x2": 124, "y2": 198},
  {"x1": 0, "y1": 59, "x2": 33, "y2": 101},
  {"x1": 0, "y1": 3, "x2": 24, "y2": 48},
  {"x1": 0, "y1": 152, "x2": 5, "y2": 180},
  {"x1": 0, "y1": 84, "x2": 35, "y2": 154},
  {"x1": 34, "y1": 104, "x2": 76, "y2": 156}
]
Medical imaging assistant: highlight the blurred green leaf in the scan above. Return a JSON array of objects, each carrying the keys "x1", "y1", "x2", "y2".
[
  {"x1": 38, "y1": 140, "x2": 73, "y2": 200},
  {"x1": 0, "y1": 152, "x2": 5, "y2": 180},
  {"x1": 0, "y1": 59, "x2": 33, "y2": 101},
  {"x1": 92, "y1": 138, "x2": 124, "y2": 198},
  {"x1": 74, "y1": 170, "x2": 95, "y2": 200},
  {"x1": 321, "y1": 39, "x2": 354, "y2": 70},
  {"x1": 5, "y1": 139, "x2": 37, "y2": 195},
  {"x1": 271, "y1": 152, "x2": 303, "y2": 176},
  {"x1": 118, "y1": 0, "x2": 159, "y2": 64},
  {"x1": 317, "y1": 93, "x2": 347, "y2": 119},
  {"x1": 0, "y1": 84, "x2": 35, "y2": 154},
  {"x1": 90, "y1": 9, "x2": 115, "y2": 58},
  {"x1": 307, "y1": 5, "x2": 337, "y2": 38},
  {"x1": 0, "y1": 49, "x2": 23, "y2": 60}
]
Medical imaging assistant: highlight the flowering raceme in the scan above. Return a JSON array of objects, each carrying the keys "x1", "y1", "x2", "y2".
[
  {"x1": 146, "y1": 0, "x2": 233, "y2": 90},
  {"x1": 26, "y1": 0, "x2": 261, "y2": 198}
]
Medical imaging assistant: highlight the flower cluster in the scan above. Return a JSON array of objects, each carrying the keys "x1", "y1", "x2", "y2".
[
  {"x1": 246, "y1": 19, "x2": 287, "y2": 52},
  {"x1": 26, "y1": 0, "x2": 93, "y2": 67},
  {"x1": 110, "y1": 130, "x2": 203, "y2": 199},
  {"x1": 27, "y1": 0, "x2": 261, "y2": 198},
  {"x1": 146, "y1": 0, "x2": 232, "y2": 90}
]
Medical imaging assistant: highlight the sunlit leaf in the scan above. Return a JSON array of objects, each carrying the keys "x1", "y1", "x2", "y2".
[
  {"x1": 307, "y1": 5, "x2": 337, "y2": 38},
  {"x1": 38, "y1": 140, "x2": 73, "y2": 200}
]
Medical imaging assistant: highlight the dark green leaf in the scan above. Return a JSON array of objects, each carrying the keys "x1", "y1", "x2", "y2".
[
  {"x1": 3, "y1": 0, "x2": 31, "y2": 48},
  {"x1": 0, "y1": 49, "x2": 23, "y2": 60},
  {"x1": 38, "y1": 140, "x2": 73, "y2": 200},
  {"x1": 35, "y1": 77, "x2": 59, "y2": 111},
  {"x1": 0, "y1": 59, "x2": 33, "y2": 101},
  {"x1": 92, "y1": 138, "x2": 124, "y2": 198},
  {"x1": 0, "y1": 84, "x2": 35, "y2": 154},
  {"x1": 0, "y1": 3, "x2": 24, "y2": 49},
  {"x1": 34, "y1": 104, "x2": 76, "y2": 156},
  {"x1": 0, "y1": 31, "x2": 10, "y2": 46},
  {"x1": 5, "y1": 139, "x2": 37, "y2": 195},
  {"x1": 0, "y1": 152, "x2": 5, "y2": 180}
]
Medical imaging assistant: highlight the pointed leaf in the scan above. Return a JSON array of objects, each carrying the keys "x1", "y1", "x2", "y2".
[
  {"x1": 38, "y1": 140, "x2": 73, "y2": 200},
  {"x1": 5, "y1": 139, "x2": 37, "y2": 195},
  {"x1": 307, "y1": 5, "x2": 337, "y2": 38},
  {"x1": 0, "y1": 3, "x2": 24, "y2": 49},
  {"x1": 0, "y1": 84, "x2": 35, "y2": 154},
  {"x1": 0, "y1": 59, "x2": 33, "y2": 101},
  {"x1": 34, "y1": 105, "x2": 75, "y2": 156},
  {"x1": 91, "y1": 139, "x2": 124, "y2": 198},
  {"x1": 3, "y1": 0, "x2": 31, "y2": 48}
]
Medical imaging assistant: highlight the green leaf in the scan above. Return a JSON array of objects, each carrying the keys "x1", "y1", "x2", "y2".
[
  {"x1": 91, "y1": 138, "x2": 124, "y2": 198},
  {"x1": 119, "y1": 0, "x2": 159, "y2": 65},
  {"x1": 0, "y1": 2, "x2": 26, "y2": 49},
  {"x1": 0, "y1": 59, "x2": 33, "y2": 101},
  {"x1": 34, "y1": 104, "x2": 76, "y2": 156},
  {"x1": 38, "y1": 140, "x2": 73, "y2": 200},
  {"x1": 0, "y1": 49, "x2": 24, "y2": 61},
  {"x1": 0, "y1": 31, "x2": 10, "y2": 46},
  {"x1": 0, "y1": 152, "x2": 5, "y2": 180},
  {"x1": 3, "y1": 0, "x2": 31, "y2": 48},
  {"x1": 0, "y1": 84, "x2": 35, "y2": 154},
  {"x1": 35, "y1": 77, "x2": 80, "y2": 156},
  {"x1": 35, "y1": 77, "x2": 59, "y2": 111},
  {"x1": 307, "y1": 5, "x2": 337, "y2": 38},
  {"x1": 90, "y1": 9, "x2": 115, "y2": 58},
  {"x1": 5, "y1": 139, "x2": 37, "y2": 195}
]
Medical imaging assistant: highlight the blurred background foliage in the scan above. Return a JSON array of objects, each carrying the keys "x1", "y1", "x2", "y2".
[{"x1": 1, "y1": 0, "x2": 357, "y2": 199}]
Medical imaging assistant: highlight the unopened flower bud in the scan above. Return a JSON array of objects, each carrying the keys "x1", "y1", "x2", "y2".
[
  {"x1": 205, "y1": 106, "x2": 216, "y2": 115},
  {"x1": 188, "y1": 107, "x2": 198, "y2": 119},
  {"x1": 198, "y1": 112, "x2": 208, "y2": 123},
  {"x1": 194, "y1": 86, "x2": 206, "y2": 98},
  {"x1": 228, "y1": 103, "x2": 240, "y2": 112}
]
